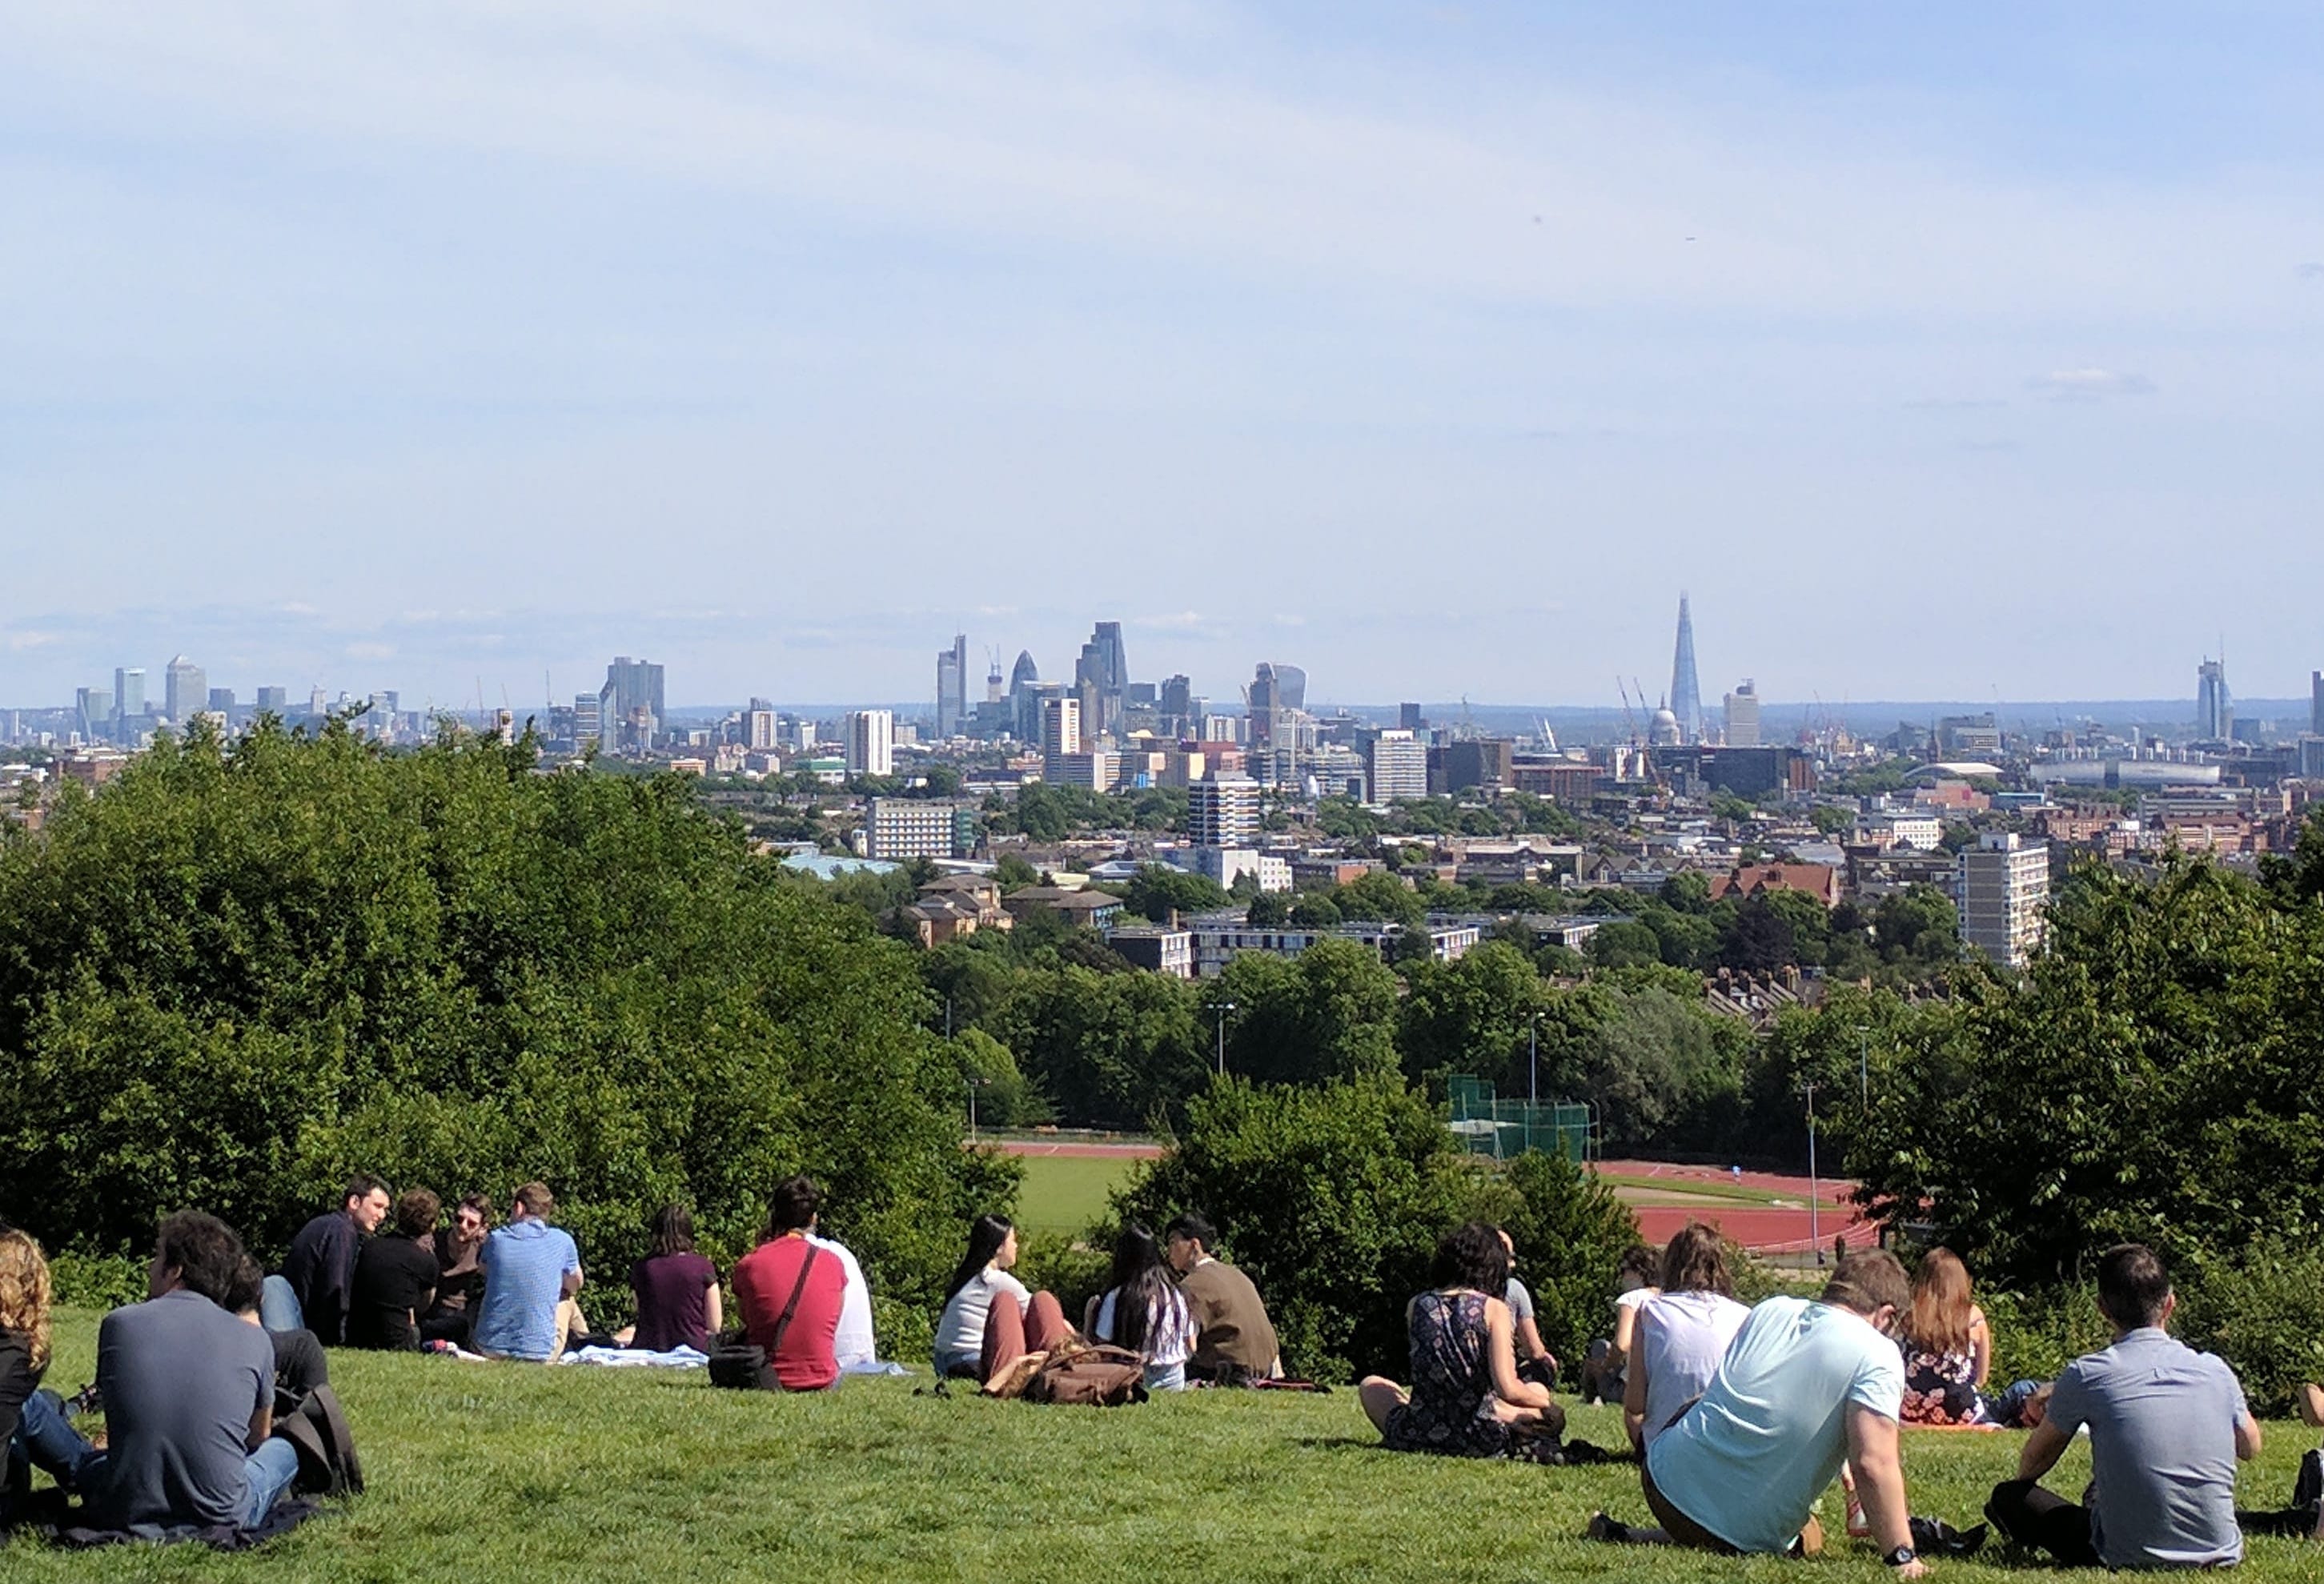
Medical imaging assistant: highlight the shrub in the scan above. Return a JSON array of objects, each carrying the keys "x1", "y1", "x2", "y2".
[
  {"x1": 2178, "y1": 1237, "x2": 2324, "y2": 1417},
  {"x1": 46, "y1": 1249, "x2": 147, "y2": 1312},
  {"x1": 1471, "y1": 1149, "x2": 1640, "y2": 1367}
]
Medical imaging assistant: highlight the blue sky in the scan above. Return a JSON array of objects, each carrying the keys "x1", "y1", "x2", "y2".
[{"x1": 5, "y1": 2, "x2": 2322, "y2": 712}]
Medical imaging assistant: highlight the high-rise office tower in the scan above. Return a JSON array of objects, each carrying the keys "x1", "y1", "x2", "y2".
[
  {"x1": 936, "y1": 632, "x2": 968, "y2": 738},
  {"x1": 2196, "y1": 657, "x2": 2233, "y2": 741},
  {"x1": 164, "y1": 656, "x2": 207, "y2": 724},
  {"x1": 2310, "y1": 670, "x2": 2321, "y2": 736},
  {"x1": 1009, "y1": 651, "x2": 1041, "y2": 741},
  {"x1": 207, "y1": 688, "x2": 235, "y2": 714},
  {"x1": 1724, "y1": 680, "x2": 1761, "y2": 748},
  {"x1": 1074, "y1": 621, "x2": 1129, "y2": 737},
  {"x1": 846, "y1": 709, "x2": 894, "y2": 778},
  {"x1": 985, "y1": 650, "x2": 1005, "y2": 705},
  {"x1": 601, "y1": 656, "x2": 667, "y2": 751},
  {"x1": 1399, "y1": 702, "x2": 1424, "y2": 732},
  {"x1": 573, "y1": 692, "x2": 603, "y2": 746},
  {"x1": 255, "y1": 686, "x2": 288, "y2": 715},
  {"x1": 114, "y1": 666, "x2": 146, "y2": 724},
  {"x1": 1366, "y1": 728, "x2": 1428, "y2": 804},
  {"x1": 1247, "y1": 664, "x2": 1282, "y2": 752},
  {"x1": 1041, "y1": 696, "x2": 1082, "y2": 780},
  {"x1": 1158, "y1": 675, "x2": 1195, "y2": 738},
  {"x1": 746, "y1": 698, "x2": 777, "y2": 751},
  {"x1": 1188, "y1": 772, "x2": 1260, "y2": 848},
  {"x1": 1959, "y1": 833, "x2": 2050, "y2": 968},
  {"x1": 1669, "y1": 595, "x2": 1703, "y2": 744},
  {"x1": 74, "y1": 687, "x2": 109, "y2": 739},
  {"x1": 1272, "y1": 664, "x2": 1306, "y2": 713}
]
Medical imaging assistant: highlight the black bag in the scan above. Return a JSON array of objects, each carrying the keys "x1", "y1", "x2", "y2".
[
  {"x1": 708, "y1": 1242, "x2": 821, "y2": 1391},
  {"x1": 271, "y1": 1384, "x2": 363, "y2": 1497}
]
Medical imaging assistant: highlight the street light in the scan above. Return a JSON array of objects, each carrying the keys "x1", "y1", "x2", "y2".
[
  {"x1": 1213, "y1": 1000, "x2": 1236, "y2": 1077},
  {"x1": 1802, "y1": 1079, "x2": 1822, "y2": 1265},
  {"x1": 965, "y1": 1076, "x2": 989, "y2": 1145},
  {"x1": 1855, "y1": 1025, "x2": 1869, "y2": 1108},
  {"x1": 1528, "y1": 1009, "x2": 1543, "y2": 1109}
]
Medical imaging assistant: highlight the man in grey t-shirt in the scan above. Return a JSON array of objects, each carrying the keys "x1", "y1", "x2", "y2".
[
  {"x1": 1498, "y1": 1229, "x2": 1559, "y2": 1386},
  {"x1": 1988, "y1": 1244, "x2": 2267, "y2": 1568}
]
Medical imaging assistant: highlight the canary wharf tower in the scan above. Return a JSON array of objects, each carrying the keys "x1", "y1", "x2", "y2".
[{"x1": 1669, "y1": 594, "x2": 1703, "y2": 744}]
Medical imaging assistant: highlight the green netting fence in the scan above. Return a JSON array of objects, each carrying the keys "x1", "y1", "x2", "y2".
[{"x1": 1447, "y1": 1075, "x2": 1595, "y2": 1161}]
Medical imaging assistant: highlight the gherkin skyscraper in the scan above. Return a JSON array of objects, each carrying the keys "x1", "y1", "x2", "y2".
[{"x1": 1669, "y1": 593, "x2": 1702, "y2": 744}]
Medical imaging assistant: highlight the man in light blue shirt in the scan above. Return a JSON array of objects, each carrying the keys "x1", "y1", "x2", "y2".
[
  {"x1": 1589, "y1": 1250, "x2": 1925, "y2": 1577},
  {"x1": 1987, "y1": 1244, "x2": 2272, "y2": 1567},
  {"x1": 472, "y1": 1182, "x2": 584, "y2": 1362}
]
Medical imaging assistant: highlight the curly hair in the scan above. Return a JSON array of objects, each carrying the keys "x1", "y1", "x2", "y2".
[
  {"x1": 1428, "y1": 1221, "x2": 1511, "y2": 1295},
  {"x1": 0, "y1": 1229, "x2": 55, "y2": 1370}
]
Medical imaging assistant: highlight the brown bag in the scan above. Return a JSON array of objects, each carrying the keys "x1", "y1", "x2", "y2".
[{"x1": 1022, "y1": 1342, "x2": 1148, "y2": 1407}]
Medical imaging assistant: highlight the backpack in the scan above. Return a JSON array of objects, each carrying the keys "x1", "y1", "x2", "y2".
[
  {"x1": 1022, "y1": 1343, "x2": 1147, "y2": 1407},
  {"x1": 271, "y1": 1385, "x2": 363, "y2": 1497}
]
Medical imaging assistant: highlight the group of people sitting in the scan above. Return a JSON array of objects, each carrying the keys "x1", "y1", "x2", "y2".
[{"x1": 1357, "y1": 1217, "x2": 2324, "y2": 1573}]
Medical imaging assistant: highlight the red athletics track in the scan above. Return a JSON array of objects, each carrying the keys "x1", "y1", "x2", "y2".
[
  {"x1": 1596, "y1": 1159, "x2": 1873, "y2": 1254},
  {"x1": 989, "y1": 1138, "x2": 1163, "y2": 1160}
]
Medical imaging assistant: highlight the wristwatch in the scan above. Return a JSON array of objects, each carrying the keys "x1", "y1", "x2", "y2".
[{"x1": 1884, "y1": 1546, "x2": 1919, "y2": 1567}]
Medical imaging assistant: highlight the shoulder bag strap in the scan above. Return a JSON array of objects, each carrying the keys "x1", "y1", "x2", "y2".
[{"x1": 766, "y1": 1242, "x2": 822, "y2": 1358}]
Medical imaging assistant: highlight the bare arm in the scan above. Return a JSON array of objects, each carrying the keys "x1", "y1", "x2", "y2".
[
  {"x1": 1968, "y1": 1306, "x2": 1991, "y2": 1387},
  {"x1": 1515, "y1": 1311, "x2": 1553, "y2": 1365},
  {"x1": 1608, "y1": 1299, "x2": 1641, "y2": 1365},
  {"x1": 2017, "y1": 1416, "x2": 2073, "y2": 1482},
  {"x1": 1845, "y1": 1403, "x2": 1924, "y2": 1576},
  {"x1": 2234, "y1": 1410, "x2": 2262, "y2": 1462},
  {"x1": 705, "y1": 1281, "x2": 724, "y2": 1335},
  {"x1": 562, "y1": 1263, "x2": 584, "y2": 1298},
  {"x1": 1484, "y1": 1298, "x2": 1553, "y2": 1410},
  {"x1": 1622, "y1": 1321, "x2": 1652, "y2": 1450}
]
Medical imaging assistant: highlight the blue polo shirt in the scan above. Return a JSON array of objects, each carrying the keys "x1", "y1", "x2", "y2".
[{"x1": 472, "y1": 1220, "x2": 580, "y2": 1361}]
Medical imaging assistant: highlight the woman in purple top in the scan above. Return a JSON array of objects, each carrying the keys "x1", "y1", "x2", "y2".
[{"x1": 627, "y1": 1205, "x2": 720, "y2": 1353}]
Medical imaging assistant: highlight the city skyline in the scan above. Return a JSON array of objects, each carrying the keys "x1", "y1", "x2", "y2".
[{"x1": 8, "y1": 5, "x2": 2324, "y2": 703}]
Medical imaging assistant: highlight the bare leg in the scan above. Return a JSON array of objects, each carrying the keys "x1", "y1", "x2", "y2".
[{"x1": 1358, "y1": 1376, "x2": 1407, "y2": 1435}]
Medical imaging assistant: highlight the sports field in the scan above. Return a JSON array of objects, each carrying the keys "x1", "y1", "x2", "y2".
[
  {"x1": 9, "y1": 1309, "x2": 2322, "y2": 1582},
  {"x1": 994, "y1": 1138, "x2": 1157, "y2": 1237}
]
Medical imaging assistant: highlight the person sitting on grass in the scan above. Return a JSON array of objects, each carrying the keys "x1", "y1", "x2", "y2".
[
  {"x1": 1985, "y1": 1243, "x2": 2297, "y2": 1565},
  {"x1": 2, "y1": 1226, "x2": 62, "y2": 1526},
  {"x1": 472, "y1": 1182, "x2": 584, "y2": 1363},
  {"x1": 628, "y1": 1203, "x2": 722, "y2": 1356},
  {"x1": 1580, "y1": 1242, "x2": 1660, "y2": 1406},
  {"x1": 732, "y1": 1178, "x2": 846, "y2": 1390},
  {"x1": 1163, "y1": 1213, "x2": 1280, "y2": 1381},
  {"x1": 1497, "y1": 1228, "x2": 1560, "y2": 1389},
  {"x1": 1624, "y1": 1221, "x2": 1748, "y2": 1454},
  {"x1": 1086, "y1": 1222, "x2": 1194, "y2": 1393},
  {"x1": 265, "y1": 1172, "x2": 391, "y2": 1343},
  {"x1": 809, "y1": 1225, "x2": 879, "y2": 1374},
  {"x1": 1359, "y1": 1221, "x2": 1563, "y2": 1458},
  {"x1": 934, "y1": 1213, "x2": 1070, "y2": 1388},
  {"x1": 1587, "y1": 1249, "x2": 1924, "y2": 1576},
  {"x1": 347, "y1": 1189, "x2": 440, "y2": 1353},
  {"x1": 223, "y1": 1257, "x2": 330, "y2": 1395},
  {"x1": 419, "y1": 1193, "x2": 491, "y2": 1347},
  {"x1": 26, "y1": 1213, "x2": 301, "y2": 1536},
  {"x1": 1897, "y1": 1247, "x2": 1993, "y2": 1426}
]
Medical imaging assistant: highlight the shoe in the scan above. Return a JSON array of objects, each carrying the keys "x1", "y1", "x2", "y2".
[
  {"x1": 65, "y1": 1381, "x2": 100, "y2": 1418},
  {"x1": 2294, "y1": 1448, "x2": 2323, "y2": 1512},
  {"x1": 1587, "y1": 1511, "x2": 1631, "y2": 1544},
  {"x1": 1846, "y1": 1490, "x2": 1872, "y2": 1538}
]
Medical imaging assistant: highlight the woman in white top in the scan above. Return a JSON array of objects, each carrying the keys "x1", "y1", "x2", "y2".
[
  {"x1": 933, "y1": 1213, "x2": 1070, "y2": 1387},
  {"x1": 1086, "y1": 1222, "x2": 1194, "y2": 1391},
  {"x1": 1624, "y1": 1221, "x2": 1749, "y2": 1452},
  {"x1": 1583, "y1": 1244, "x2": 1662, "y2": 1404}
]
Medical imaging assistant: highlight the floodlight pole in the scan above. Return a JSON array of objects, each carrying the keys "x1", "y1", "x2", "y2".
[
  {"x1": 1856, "y1": 1025, "x2": 1869, "y2": 1108},
  {"x1": 1214, "y1": 1001, "x2": 1236, "y2": 1077},
  {"x1": 1803, "y1": 1079, "x2": 1821, "y2": 1263},
  {"x1": 1528, "y1": 1009, "x2": 1541, "y2": 1109}
]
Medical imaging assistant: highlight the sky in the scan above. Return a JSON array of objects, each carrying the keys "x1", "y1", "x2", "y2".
[{"x1": 6, "y1": 2, "x2": 2323, "y2": 713}]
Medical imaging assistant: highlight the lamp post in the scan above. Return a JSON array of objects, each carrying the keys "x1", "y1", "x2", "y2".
[
  {"x1": 1802, "y1": 1079, "x2": 1821, "y2": 1264},
  {"x1": 965, "y1": 1076, "x2": 989, "y2": 1145},
  {"x1": 1856, "y1": 1025, "x2": 1869, "y2": 1108},
  {"x1": 1528, "y1": 1009, "x2": 1541, "y2": 1109},
  {"x1": 1213, "y1": 1000, "x2": 1236, "y2": 1077}
]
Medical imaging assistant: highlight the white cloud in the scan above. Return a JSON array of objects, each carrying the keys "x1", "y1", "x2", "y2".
[
  {"x1": 2026, "y1": 368, "x2": 2157, "y2": 401},
  {"x1": 1131, "y1": 611, "x2": 1205, "y2": 630}
]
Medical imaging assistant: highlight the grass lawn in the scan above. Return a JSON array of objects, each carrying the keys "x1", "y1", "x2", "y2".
[
  {"x1": 1013, "y1": 1153, "x2": 1140, "y2": 1237},
  {"x1": 11, "y1": 1309, "x2": 2324, "y2": 1582}
]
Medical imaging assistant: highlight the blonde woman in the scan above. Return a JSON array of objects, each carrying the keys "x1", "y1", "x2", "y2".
[{"x1": 2, "y1": 1227, "x2": 97, "y2": 1520}]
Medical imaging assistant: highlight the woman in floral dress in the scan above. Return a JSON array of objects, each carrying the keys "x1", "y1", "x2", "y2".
[{"x1": 1358, "y1": 1222, "x2": 1563, "y2": 1456}]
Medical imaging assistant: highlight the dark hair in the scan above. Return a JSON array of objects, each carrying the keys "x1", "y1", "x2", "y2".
[
  {"x1": 1103, "y1": 1223, "x2": 1175, "y2": 1353},
  {"x1": 456, "y1": 1193, "x2": 492, "y2": 1223},
  {"x1": 1822, "y1": 1249, "x2": 1910, "y2": 1317},
  {"x1": 1660, "y1": 1223, "x2": 1734, "y2": 1297},
  {"x1": 514, "y1": 1181, "x2": 556, "y2": 1219},
  {"x1": 2095, "y1": 1244, "x2": 2172, "y2": 1330},
  {"x1": 393, "y1": 1188, "x2": 441, "y2": 1241},
  {"x1": 1616, "y1": 1243, "x2": 1660, "y2": 1287},
  {"x1": 343, "y1": 1173, "x2": 390, "y2": 1208},
  {"x1": 1429, "y1": 1221, "x2": 1510, "y2": 1294},
  {"x1": 763, "y1": 1177, "x2": 821, "y2": 1238},
  {"x1": 1163, "y1": 1212, "x2": 1217, "y2": 1252},
  {"x1": 156, "y1": 1211, "x2": 246, "y2": 1305},
  {"x1": 223, "y1": 1254, "x2": 264, "y2": 1316},
  {"x1": 650, "y1": 1203, "x2": 697, "y2": 1257},
  {"x1": 944, "y1": 1213, "x2": 1015, "y2": 1305}
]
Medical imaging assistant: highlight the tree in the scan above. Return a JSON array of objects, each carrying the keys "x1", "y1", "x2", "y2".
[
  {"x1": 1586, "y1": 920, "x2": 1661, "y2": 968},
  {"x1": 1287, "y1": 892, "x2": 1344, "y2": 928},
  {"x1": 993, "y1": 853, "x2": 1042, "y2": 892},
  {"x1": 1396, "y1": 941, "x2": 1545, "y2": 1095},
  {"x1": 1216, "y1": 938, "x2": 1402, "y2": 1085},
  {"x1": 1717, "y1": 896, "x2": 1796, "y2": 972},
  {"x1": 995, "y1": 966, "x2": 1209, "y2": 1131},
  {"x1": 1120, "y1": 863, "x2": 1229, "y2": 923},
  {"x1": 1336, "y1": 870, "x2": 1425, "y2": 927},
  {"x1": 1244, "y1": 891, "x2": 1291, "y2": 928},
  {"x1": 1874, "y1": 884, "x2": 1959, "y2": 964},
  {"x1": 1571, "y1": 987, "x2": 1746, "y2": 1153},
  {"x1": 1658, "y1": 872, "x2": 1713, "y2": 915}
]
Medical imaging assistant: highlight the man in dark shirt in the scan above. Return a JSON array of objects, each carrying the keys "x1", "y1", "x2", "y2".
[
  {"x1": 36, "y1": 1212, "x2": 300, "y2": 1534},
  {"x1": 268, "y1": 1173, "x2": 390, "y2": 1344},
  {"x1": 348, "y1": 1189, "x2": 441, "y2": 1351}
]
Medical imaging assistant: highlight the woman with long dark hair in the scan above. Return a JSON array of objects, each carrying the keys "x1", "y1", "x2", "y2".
[
  {"x1": 628, "y1": 1203, "x2": 721, "y2": 1354},
  {"x1": 1088, "y1": 1223, "x2": 1194, "y2": 1391},
  {"x1": 1359, "y1": 1221, "x2": 1563, "y2": 1457},
  {"x1": 933, "y1": 1213, "x2": 1070, "y2": 1386}
]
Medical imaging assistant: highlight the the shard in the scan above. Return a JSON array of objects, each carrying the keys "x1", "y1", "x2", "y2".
[{"x1": 1669, "y1": 594, "x2": 1702, "y2": 744}]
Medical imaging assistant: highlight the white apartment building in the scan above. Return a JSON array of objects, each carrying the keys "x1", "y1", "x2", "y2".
[
  {"x1": 864, "y1": 797, "x2": 969, "y2": 862},
  {"x1": 845, "y1": 708, "x2": 893, "y2": 778},
  {"x1": 1860, "y1": 811, "x2": 1945, "y2": 852},
  {"x1": 1366, "y1": 729, "x2": 1427, "y2": 804},
  {"x1": 1188, "y1": 773, "x2": 1261, "y2": 847},
  {"x1": 1957, "y1": 832, "x2": 2049, "y2": 968},
  {"x1": 1041, "y1": 696, "x2": 1082, "y2": 782}
]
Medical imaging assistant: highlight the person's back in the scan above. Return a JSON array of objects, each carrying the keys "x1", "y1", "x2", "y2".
[
  {"x1": 1178, "y1": 1257, "x2": 1278, "y2": 1376},
  {"x1": 1645, "y1": 1293, "x2": 1904, "y2": 1554},
  {"x1": 94, "y1": 1289, "x2": 275, "y2": 1533},
  {"x1": 279, "y1": 1209, "x2": 359, "y2": 1344},
  {"x1": 809, "y1": 1235, "x2": 877, "y2": 1370},
  {"x1": 1636, "y1": 1288, "x2": 1749, "y2": 1448},
  {"x1": 347, "y1": 1189, "x2": 441, "y2": 1352},
  {"x1": 473, "y1": 1194, "x2": 581, "y2": 1362},
  {"x1": 630, "y1": 1251, "x2": 717, "y2": 1354},
  {"x1": 732, "y1": 1236, "x2": 845, "y2": 1390},
  {"x1": 2053, "y1": 1329, "x2": 2246, "y2": 1567}
]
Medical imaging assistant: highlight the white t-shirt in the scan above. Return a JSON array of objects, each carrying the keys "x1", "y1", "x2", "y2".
[
  {"x1": 1094, "y1": 1285, "x2": 1192, "y2": 1368},
  {"x1": 1636, "y1": 1289, "x2": 1751, "y2": 1448},
  {"x1": 808, "y1": 1236, "x2": 876, "y2": 1369},
  {"x1": 1644, "y1": 1297, "x2": 1905, "y2": 1554},
  {"x1": 933, "y1": 1267, "x2": 1030, "y2": 1361}
]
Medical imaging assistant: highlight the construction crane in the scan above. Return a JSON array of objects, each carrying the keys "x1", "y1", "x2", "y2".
[{"x1": 1615, "y1": 676, "x2": 1640, "y2": 743}]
